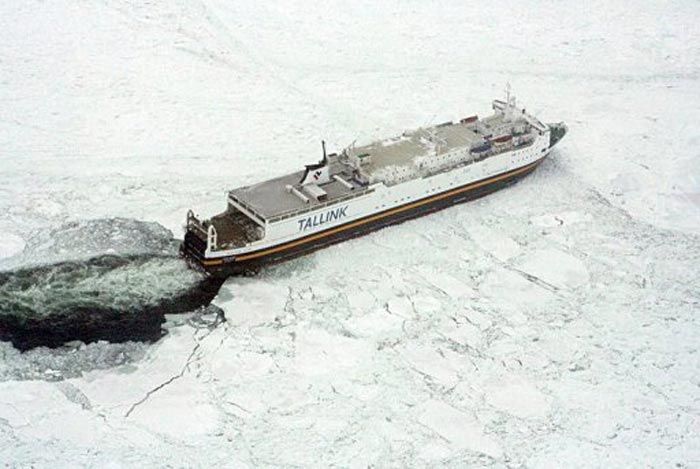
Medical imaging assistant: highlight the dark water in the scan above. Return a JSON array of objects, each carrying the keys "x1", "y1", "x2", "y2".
[
  {"x1": 0, "y1": 219, "x2": 226, "y2": 351},
  {"x1": 0, "y1": 254, "x2": 225, "y2": 351}
]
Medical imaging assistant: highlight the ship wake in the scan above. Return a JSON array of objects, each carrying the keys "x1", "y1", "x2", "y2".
[{"x1": 0, "y1": 219, "x2": 224, "y2": 351}]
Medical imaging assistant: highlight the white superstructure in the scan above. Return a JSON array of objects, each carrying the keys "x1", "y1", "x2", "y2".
[{"x1": 184, "y1": 91, "x2": 566, "y2": 269}]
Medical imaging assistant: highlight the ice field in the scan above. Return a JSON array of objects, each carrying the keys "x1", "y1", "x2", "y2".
[{"x1": 0, "y1": 0, "x2": 699, "y2": 466}]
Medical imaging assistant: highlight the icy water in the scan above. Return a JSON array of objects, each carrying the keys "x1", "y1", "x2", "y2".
[
  {"x1": 0, "y1": 219, "x2": 224, "y2": 350},
  {"x1": 1, "y1": 1, "x2": 698, "y2": 465}
]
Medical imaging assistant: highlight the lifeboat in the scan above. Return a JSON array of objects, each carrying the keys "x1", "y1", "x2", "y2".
[{"x1": 490, "y1": 134, "x2": 513, "y2": 144}]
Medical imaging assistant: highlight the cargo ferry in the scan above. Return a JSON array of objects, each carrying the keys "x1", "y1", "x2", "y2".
[{"x1": 181, "y1": 89, "x2": 567, "y2": 276}]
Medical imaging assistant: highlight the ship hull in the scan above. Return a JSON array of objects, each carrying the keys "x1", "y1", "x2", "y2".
[{"x1": 181, "y1": 156, "x2": 546, "y2": 277}]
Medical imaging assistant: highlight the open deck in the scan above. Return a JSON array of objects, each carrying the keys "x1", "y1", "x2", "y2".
[
  {"x1": 229, "y1": 158, "x2": 370, "y2": 223},
  {"x1": 227, "y1": 110, "x2": 534, "y2": 223},
  {"x1": 355, "y1": 122, "x2": 478, "y2": 176},
  {"x1": 354, "y1": 112, "x2": 524, "y2": 177}
]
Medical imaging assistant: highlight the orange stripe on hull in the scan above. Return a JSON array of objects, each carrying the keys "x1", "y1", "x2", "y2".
[{"x1": 229, "y1": 158, "x2": 543, "y2": 262}]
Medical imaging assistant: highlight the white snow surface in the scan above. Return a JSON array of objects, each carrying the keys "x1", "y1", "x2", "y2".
[
  {"x1": 0, "y1": 233, "x2": 24, "y2": 260},
  {"x1": 1, "y1": 0, "x2": 699, "y2": 466}
]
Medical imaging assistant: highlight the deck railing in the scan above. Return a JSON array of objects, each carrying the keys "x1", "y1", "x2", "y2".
[
  {"x1": 186, "y1": 209, "x2": 217, "y2": 251},
  {"x1": 266, "y1": 187, "x2": 375, "y2": 223}
]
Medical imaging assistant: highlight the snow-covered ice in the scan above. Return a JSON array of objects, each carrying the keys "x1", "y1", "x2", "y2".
[
  {"x1": 0, "y1": 233, "x2": 24, "y2": 260},
  {"x1": 0, "y1": 0, "x2": 699, "y2": 466}
]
